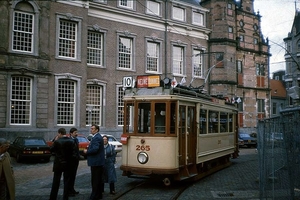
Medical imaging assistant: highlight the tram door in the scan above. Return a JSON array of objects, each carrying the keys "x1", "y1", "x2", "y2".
[{"x1": 178, "y1": 105, "x2": 196, "y2": 167}]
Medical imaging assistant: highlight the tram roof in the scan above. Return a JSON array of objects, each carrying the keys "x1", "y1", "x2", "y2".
[{"x1": 122, "y1": 75, "x2": 237, "y2": 108}]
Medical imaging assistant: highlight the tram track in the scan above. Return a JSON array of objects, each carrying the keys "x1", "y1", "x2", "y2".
[{"x1": 112, "y1": 178, "x2": 194, "y2": 200}]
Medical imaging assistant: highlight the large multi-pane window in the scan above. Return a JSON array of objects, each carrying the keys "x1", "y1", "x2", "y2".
[
  {"x1": 173, "y1": 6, "x2": 185, "y2": 21},
  {"x1": 86, "y1": 85, "x2": 103, "y2": 126},
  {"x1": 146, "y1": 0, "x2": 160, "y2": 16},
  {"x1": 118, "y1": 37, "x2": 133, "y2": 70},
  {"x1": 117, "y1": 86, "x2": 124, "y2": 126},
  {"x1": 57, "y1": 80, "x2": 76, "y2": 125},
  {"x1": 193, "y1": 49, "x2": 203, "y2": 77},
  {"x1": 192, "y1": 12, "x2": 204, "y2": 26},
  {"x1": 58, "y1": 20, "x2": 77, "y2": 58},
  {"x1": 87, "y1": 31, "x2": 103, "y2": 66},
  {"x1": 119, "y1": 0, "x2": 133, "y2": 9},
  {"x1": 173, "y1": 46, "x2": 184, "y2": 75},
  {"x1": 146, "y1": 42, "x2": 159, "y2": 73},
  {"x1": 13, "y1": 11, "x2": 34, "y2": 53},
  {"x1": 10, "y1": 77, "x2": 32, "y2": 125}
]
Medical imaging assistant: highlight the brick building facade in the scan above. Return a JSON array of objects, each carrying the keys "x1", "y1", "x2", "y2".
[
  {"x1": 0, "y1": 0, "x2": 270, "y2": 140},
  {"x1": 201, "y1": 0, "x2": 270, "y2": 134}
]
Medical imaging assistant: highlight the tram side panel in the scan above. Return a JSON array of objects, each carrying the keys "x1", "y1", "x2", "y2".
[{"x1": 197, "y1": 133, "x2": 235, "y2": 163}]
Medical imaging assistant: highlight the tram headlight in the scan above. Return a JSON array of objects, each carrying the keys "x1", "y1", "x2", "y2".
[{"x1": 137, "y1": 152, "x2": 148, "y2": 164}]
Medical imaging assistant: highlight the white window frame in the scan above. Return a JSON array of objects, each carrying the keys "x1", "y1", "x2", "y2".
[
  {"x1": 9, "y1": 1, "x2": 39, "y2": 56},
  {"x1": 193, "y1": 49, "x2": 203, "y2": 78},
  {"x1": 146, "y1": 41, "x2": 160, "y2": 73},
  {"x1": 10, "y1": 76, "x2": 32, "y2": 125},
  {"x1": 87, "y1": 31, "x2": 104, "y2": 67},
  {"x1": 172, "y1": 6, "x2": 185, "y2": 21},
  {"x1": 172, "y1": 45, "x2": 185, "y2": 76},
  {"x1": 86, "y1": 81, "x2": 106, "y2": 127},
  {"x1": 55, "y1": 74, "x2": 81, "y2": 126},
  {"x1": 146, "y1": 0, "x2": 161, "y2": 16},
  {"x1": 118, "y1": 36, "x2": 134, "y2": 70},
  {"x1": 55, "y1": 14, "x2": 82, "y2": 61},
  {"x1": 117, "y1": 85, "x2": 124, "y2": 126},
  {"x1": 192, "y1": 11, "x2": 204, "y2": 26},
  {"x1": 12, "y1": 11, "x2": 34, "y2": 53},
  {"x1": 118, "y1": 0, "x2": 134, "y2": 10}
]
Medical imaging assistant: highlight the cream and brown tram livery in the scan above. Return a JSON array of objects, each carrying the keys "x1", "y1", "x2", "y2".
[{"x1": 120, "y1": 75, "x2": 239, "y2": 186}]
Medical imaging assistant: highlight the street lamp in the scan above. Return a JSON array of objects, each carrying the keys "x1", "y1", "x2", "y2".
[{"x1": 87, "y1": 105, "x2": 93, "y2": 130}]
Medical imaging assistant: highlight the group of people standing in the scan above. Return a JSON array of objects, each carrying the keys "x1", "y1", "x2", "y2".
[
  {"x1": 0, "y1": 124, "x2": 117, "y2": 200},
  {"x1": 49, "y1": 124, "x2": 117, "y2": 200}
]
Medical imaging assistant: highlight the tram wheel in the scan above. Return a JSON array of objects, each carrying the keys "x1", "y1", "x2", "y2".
[{"x1": 163, "y1": 177, "x2": 171, "y2": 186}]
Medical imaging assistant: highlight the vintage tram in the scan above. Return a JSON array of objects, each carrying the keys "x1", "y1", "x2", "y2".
[{"x1": 120, "y1": 75, "x2": 239, "y2": 186}]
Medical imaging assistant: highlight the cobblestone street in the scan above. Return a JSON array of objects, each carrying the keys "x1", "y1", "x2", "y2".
[{"x1": 13, "y1": 148, "x2": 260, "y2": 200}]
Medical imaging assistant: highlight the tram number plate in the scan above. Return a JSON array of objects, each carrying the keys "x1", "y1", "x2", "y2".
[{"x1": 136, "y1": 145, "x2": 150, "y2": 151}]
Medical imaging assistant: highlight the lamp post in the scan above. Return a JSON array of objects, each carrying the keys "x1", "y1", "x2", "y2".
[{"x1": 87, "y1": 105, "x2": 93, "y2": 131}]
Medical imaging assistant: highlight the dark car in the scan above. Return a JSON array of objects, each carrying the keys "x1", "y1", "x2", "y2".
[
  {"x1": 9, "y1": 136, "x2": 52, "y2": 163},
  {"x1": 238, "y1": 133, "x2": 257, "y2": 148}
]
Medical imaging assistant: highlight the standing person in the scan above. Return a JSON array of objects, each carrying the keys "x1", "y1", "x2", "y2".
[
  {"x1": 0, "y1": 138, "x2": 15, "y2": 200},
  {"x1": 49, "y1": 128, "x2": 77, "y2": 200},
  {"x1": 101, "y1": 135, "x2": 117, "y2": 195},
  {"x1": 68, "y1": 127, "x2": 80, "y2": 196},
  {"x1": 83, "y1": 124, "x2": 105, "y2": 200}
]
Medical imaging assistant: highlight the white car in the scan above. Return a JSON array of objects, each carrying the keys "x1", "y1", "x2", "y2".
[{"x1": 88, "y1": 134, "x2": 122, "y2": 154}]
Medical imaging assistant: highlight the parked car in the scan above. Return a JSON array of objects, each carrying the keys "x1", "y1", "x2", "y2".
[
  {"x1": 238, "y1": 138, "x2": 245, "y2": 147},
  {"x1": 9, "y1": 136, "x2": 52, "y2": 163},
  {"x1": 47, "y1": 134, "x2": 90, "y2": 159},
  {"x1": 87, "y1": 134, "x2": 122, "y2": 154},
  {"x1": 238, "y1": 133, "x2": 257, "y2": 148}
]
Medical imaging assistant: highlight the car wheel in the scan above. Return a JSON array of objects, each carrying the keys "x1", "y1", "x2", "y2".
[{"x1": 16, "y1": 153, "x2": 22, "y2": 163}]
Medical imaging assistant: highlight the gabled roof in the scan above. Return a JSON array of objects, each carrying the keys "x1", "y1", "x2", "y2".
[{"x1": 270, "y1": 79, "x2": 286, "y2": 98}]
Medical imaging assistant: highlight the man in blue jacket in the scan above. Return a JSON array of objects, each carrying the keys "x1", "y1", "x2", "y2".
[{"x1": 83, "y1": 124, "x2": 105, "y2": 200}]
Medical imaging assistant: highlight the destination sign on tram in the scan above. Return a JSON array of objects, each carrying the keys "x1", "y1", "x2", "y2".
[{"x1": 136, "y1": 75, "x2": 160, "y2": 88}]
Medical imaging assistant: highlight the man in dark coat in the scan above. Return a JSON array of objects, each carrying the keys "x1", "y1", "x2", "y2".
[
  {"x1": 49, "y1": 128, "x2": 77, "y2": 200},
  {"x1": 83, "y1": 124, "x2": 105, "y2": 200},
  {"x1": 68, "y1": 127, "x2": 80, "y2": 196}
]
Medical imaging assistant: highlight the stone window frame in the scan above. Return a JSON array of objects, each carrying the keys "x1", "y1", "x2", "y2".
[
  {"x1": 9, "y1": 0, "x2": 40, "y2": 56},
  {"x1": 55, "y1": 13, "x2": 82, "y2": 62},
  {"x1": 54, "y1": 73, "x2": 81, "y2": 126}
]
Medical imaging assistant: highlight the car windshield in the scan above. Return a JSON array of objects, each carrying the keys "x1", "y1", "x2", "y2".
[
  {"x1": 107, "y1": 136, "x2": 117, "y2": 142},
  {"x1": 24, "y1": 139, "x2": 46, "y2": 146},
  {"x1": 239, "y1": 134, "x2": 250, "y2": 138}
]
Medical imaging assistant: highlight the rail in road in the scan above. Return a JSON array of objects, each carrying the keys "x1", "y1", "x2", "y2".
[{"x1": 13, "y1": 148, "x2": 260, "y2": 200}]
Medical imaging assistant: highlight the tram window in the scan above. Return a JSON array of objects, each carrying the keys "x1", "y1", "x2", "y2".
[
  {"x1": 138, "y1": 103, "x2": 151, "y2": 134},
  {"x1": 209, "y1": 111, "x2": 219, "y2": 133},
  {"x1": 220, "y1": 112, "x2": 228, "y2": 132},
  {"x1": 155, "y1": 103, "x2": 166, "y2": 133},
  {"x1": 170, "y1": 103, "x2": 176, "y2": 134},
  {"x1": 229, "y1": 113, "x2": 233, "y2": 132},
  {"x1": 125, "y1": 102, "x2": 134, "y2": 133},
  {"x1": 200, "y1": 109, "x2": 207, "y2": 134}
]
